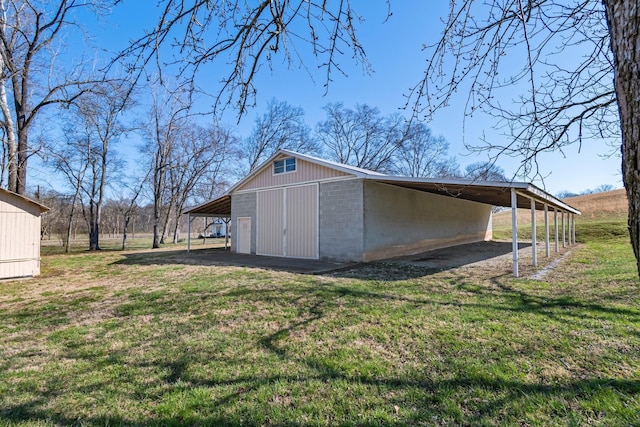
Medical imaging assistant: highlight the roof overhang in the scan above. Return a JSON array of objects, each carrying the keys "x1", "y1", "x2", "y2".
[
  {"x1": 366, "y1": 177, "x2": 581, "y2": 215},
  {"x1": 0, "y1": 188, "x2": 49, "y2": 212},
  {"x1": 182, "y1": 195, "x2": 231, "y2": 217}
]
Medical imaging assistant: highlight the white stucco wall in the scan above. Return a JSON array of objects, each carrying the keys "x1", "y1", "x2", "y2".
[{"x1": 362, "y1": 181, "x2": 493, "y2": 261}]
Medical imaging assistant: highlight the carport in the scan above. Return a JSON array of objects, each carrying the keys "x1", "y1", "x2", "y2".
[
  {"x1": 368, "y1": 177, "x2": 581, "y2": 277},
  {"x1": 183, "y1": 195, "x2": 231, "y2": 251}
]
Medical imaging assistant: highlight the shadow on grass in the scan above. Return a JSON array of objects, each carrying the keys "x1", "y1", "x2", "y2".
[
  {"x1": 3, "y1": 327, "x2": 639, "y2": 427},
  {"x1": 4, "y1": 241, "x2": 639, "y2": 426}
]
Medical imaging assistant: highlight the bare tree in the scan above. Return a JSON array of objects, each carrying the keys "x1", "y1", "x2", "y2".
[
  {"x1": 0, "y1": 0, "x2": 105, "y2": 195},
  {"x1": 169, "y1": 123, "x2": 237, "y2": 243},
  {"x1": 464, "y1": 161, "x2": 507, "y2": 182},
  {"x1": 393, "y1": 122, "x2": 459, "y2": 178},
  {"x1": 144, "y1": 84, "x2": 191, "y2": 248},
  {"x1": 50, "y1": 80, "x2": 133, "y2": 251},
  {"x1": 242, "y1": 98, "x2": 317, "y2": 174},
  {"x1": 47, "y1": 126, "x2": 90, "y2": 253},
  {"x1": 114, "y1": 1, "x2": 381, "y2": 118},
  {"x1": 116, "y1": 172, "x2": 149, "y2": 250},
  {"x1": 406, "y1": 0, "x2": 640, "y2": 268},
  {"x1": 190, "y1": 124, "x2": 238, "y2": 202},
  {"x1": 604, "y1": 1, "x2": 640, "y2": 274},
  {"x1": 317, "y1": 103, "x2": 405, "y2": 173}
]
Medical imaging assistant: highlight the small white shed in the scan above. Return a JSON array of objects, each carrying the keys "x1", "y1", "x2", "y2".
[{"x1": 0, "y1": 188, "x2": 49, "y2": 279}]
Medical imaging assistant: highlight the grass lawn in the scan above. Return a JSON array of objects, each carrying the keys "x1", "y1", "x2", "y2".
[{"x1": 1, "y1": 220, "x2": 639, "y2": 426}]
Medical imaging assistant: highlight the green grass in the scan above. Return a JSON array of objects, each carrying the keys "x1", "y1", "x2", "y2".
[
  {"x1": 1, "y1": 218, "x2": 639, "y2": 426},
  {"x1": 493, "y1": 213, "x2": 628, "y2": 243},
  {"x1": 40, "y1": 235, "x2": 228, "y2": 256}
]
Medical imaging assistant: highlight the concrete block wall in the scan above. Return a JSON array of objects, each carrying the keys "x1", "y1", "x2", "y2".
[
  {"x1": 230, "y1": 192, "x2": 256, "y2": 253},
  {"x1": 362, "y1": 181, "x2": 493, "y2": 261},
  {"x1": 318, "y1": 179, "x2": 364, "y2": 262}
]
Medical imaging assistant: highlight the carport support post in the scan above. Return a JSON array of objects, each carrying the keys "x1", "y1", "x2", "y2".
[
  {"x1": 554, "y1": 209, "x2": 559, "y2": 252},
  {"x1": 531, "y1": 198, "x2": 537, "y2": 267},
  {"x1": 562, "y1": 212, "x2": 566, "y2": 248},
  {"x1": 224, "y1": 218, "x2": 231, "y2": 250},
  {"x1": 544, "y1": 204, "x2": 550, "y2": 257},
  {"x1": 572, "y1": 215, "x2": 576, "y2": 244},
  {"x1": 511, "y1": 188, "x2": 519, "y2": 278},
  {"x1": 568, "y1": 214, "x2": 572, "y2": 245},
  {"x1": 187, "y1": 214, "x2": 192, "y2": 252}
]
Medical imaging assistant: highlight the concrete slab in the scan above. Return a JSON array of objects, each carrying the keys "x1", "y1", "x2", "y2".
[
  {"x1": 388, "y1": 240, "x2": 533, "y2": 270},
  {"x1": 116, "y1": 240, "x2": 541, "y2": 277},
  {"x1": 115, "y1": 247, "x2": 356, "y2": 274}
]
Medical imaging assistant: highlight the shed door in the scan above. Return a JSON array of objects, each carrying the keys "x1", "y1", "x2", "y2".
[
  {"x1": 237, "y1": 217, "x2": 251, "y2": 254},
  {"x1": 256, "y1": 184, "x2": 318, "y2": 259},
  {"x1": 286, "y1": 184, "x2": 318, "y2": 259},
  {"x1": 256, "y1": 188, "x2": 285, "y2": 256}
]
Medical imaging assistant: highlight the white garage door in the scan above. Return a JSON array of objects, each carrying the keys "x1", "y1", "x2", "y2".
[{"x1": 256, "y1": 183, "x2": 318, "y2": 259}]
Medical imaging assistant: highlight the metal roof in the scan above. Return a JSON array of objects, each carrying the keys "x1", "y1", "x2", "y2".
[
  {"x1": 183, "y1": 195, "x2": 231, "y2": 217},
  {"x1": 182, "y1": 150, "x2": 581, "y2": 216},
  {"x1": 369, "y1": 177, "x2": 581, "y2": 214}
]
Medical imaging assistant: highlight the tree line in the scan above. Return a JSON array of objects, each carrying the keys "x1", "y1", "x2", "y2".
[{"x1": 31, "y1": 89, "x2": 506, "y2": 251}]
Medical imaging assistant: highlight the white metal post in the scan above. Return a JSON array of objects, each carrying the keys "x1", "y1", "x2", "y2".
[
  {"x1": 554, "y1": 209, "x2": 559, "y2": 252},
  {"x1": 531, "y1": 198, "x2": 537, "y2": 267},
  {"x1": 562, "y1": 212, "x2": 566, "y2": 248},
  {"x1": 512, "y1": 188, "x2": 519, "y2": 278},
  {"x1": 224, "y1": 218, "x2": 231, "y2": 249},
  {"x1": 544, "y1": 204, "x2": 549, "y2": 257},
  {"x1": 569, "y1": 214, "x2": 573, "y2": 245},
  {"x1": 572, "y1": 214, "x2": 576, "y2": 244},
  {"x1": 187, "y1": 214, "x2": 192, "y2": 252}
]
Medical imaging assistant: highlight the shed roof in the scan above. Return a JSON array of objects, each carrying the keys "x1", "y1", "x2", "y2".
[
  {"x1": 0, "y1": 188, "x2": 49, "y2": 212},
  {"x1": 369, "y1": 176, "x2": 580, "y2": 214},
  {"x1": 183, "y1": 195, "x2": 231, "y2": 217}
]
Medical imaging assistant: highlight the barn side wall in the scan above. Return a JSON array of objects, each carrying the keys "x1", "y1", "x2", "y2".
[
  {"x1": 362, "y1": 181, "x2": 493, "y2": 261},
  {"x1": 319, "y1": 179, "x2": 364, "y2": 262},
  {"x1": 0, "y1": 193, "x2": 43, "y2": 279},
  {"x1": 230, "y1": 192, "x2": 257, "y2": 254}
]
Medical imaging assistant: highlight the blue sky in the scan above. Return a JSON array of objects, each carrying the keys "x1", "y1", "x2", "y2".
[{"x1": 35, "y1": 1, "x2": 621, "y2": 196}]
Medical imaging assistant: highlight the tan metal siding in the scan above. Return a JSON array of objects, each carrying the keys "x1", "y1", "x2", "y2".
[
  {"x1": 238, "y1": 157, "x2": 350, "y2": 191},
  {"x1": 286, "y1": 184, "x2": 318, "y2": 259},
  {"x1": 257, "y1": 188, "x2": 285, "y2": 256},
  {"x1": 0, "y1": 194, "x2": 42, "y2": 279}
]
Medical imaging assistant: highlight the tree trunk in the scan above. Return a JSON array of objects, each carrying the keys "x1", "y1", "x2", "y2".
[
  {"x1": 160, "y1": 215, "x2": 171, "y2": 244},
  {"x1": 122, "y1": 216, "x2": 130, "y2": 250},
  {"x1": 65, "y1": 199, "x2": 77, "y2": 253},
  {"x1": 153, "y1": 223, "x2": 160, "y2": 248},
  {"x1": 604, "y1": 0, "x2": 640, "y2": 276},
  {"x1": 89, "y1": 200, "x2": 101, "y2": 251},
  {"x1": 16, "y1": 122, "x2": 27, "y2": 195},
  {"x1": 172, "y1": 223, "x2": 180, "y2": 244},
  {"x1": 0, "y1": 86, "x2": 17, "y2": 192}
]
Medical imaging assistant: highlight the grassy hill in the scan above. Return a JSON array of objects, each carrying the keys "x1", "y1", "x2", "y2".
[
  {"x1": 563, "y1": 188, "x2": 627, "y2": 219},
  {"x1": 493, "y1": 188, "x2": 628, "y2": 241},
  {"x1": 0, "y1": 189, "x2": 638, "y2": 426}
]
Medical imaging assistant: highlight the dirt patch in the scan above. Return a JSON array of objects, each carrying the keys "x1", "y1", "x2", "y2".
[{"x1": 529, "y1": 249, "x2": 575, "y2": 281}]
